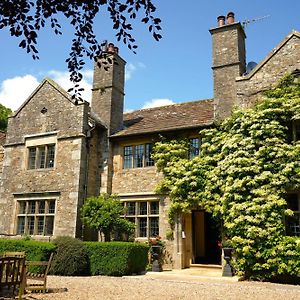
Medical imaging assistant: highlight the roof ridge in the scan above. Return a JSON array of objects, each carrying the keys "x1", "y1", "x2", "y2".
[{"x1": 124, "y1": 98, "x2": 213, "y2": 115}]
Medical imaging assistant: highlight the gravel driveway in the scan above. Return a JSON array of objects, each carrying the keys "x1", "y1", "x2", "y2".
[{"x1": 27, "y1": 274, "x2": 300, "y2": 300}]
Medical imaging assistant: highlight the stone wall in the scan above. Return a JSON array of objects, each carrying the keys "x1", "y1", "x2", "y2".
[
  {"x1": 236, "y1": 34, "x2": 300, "y2": 108},
  {"x1": 0, "y1": 80, "x2": 89, "y2": 238}
]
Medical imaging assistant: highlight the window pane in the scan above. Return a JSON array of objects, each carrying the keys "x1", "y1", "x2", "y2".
[
  {"x1": 134, "y1": 145, "x2": 144, "y2": 168},
  {"x1": 286, "y1": 213, "x2": 300, "y2": 236},
  {"x1": 45, "y1": 216, "x2": 54, "y2": 235},
  {"x1": 37, "y1": 146, "x2": 46, "y2": 168},
  {"x1": 38, "y1": 201, "x2": 45, "y2": 214},
  {"x1": 145, "y1": 144, "x2": 154, "y2": 167},
  {"x1": 139, "y1": 202, "x2": 147, "y2": 215},
  {"x1": 18, "y1": 202, "x2": 26, "y2": 214},
  {"x1": 150, "y1": 201, "x2": 159, "y2": 215},
  {"x1": 48, "y1": 200, "x2": 55, "y2": 214},
  {"x1": 17, "y1": 217, "x2": 25, "y2": 235},
  {"x1": 37, "y1": 216, "x2": 45, "y2": 235},
  {"x1": 139, "y1": 218, "x2": 147, "y2": 237},
  {"x1": 28, "y1": 148, "x2": 36, "y2": 169},
  {"x1": 28, "y1": 201, "x2": 36, "y2": 214},
  {"x1": 123, "y1": 146, "x2": 133, "y2": 169},
  {"x1": 149, "y1": 217, "x2": 159, "y2": 237},
  {"x1": 46, "y1": 145, "x2": 55, "y2": 168},
  {"x1": 27, "y1": 216, "x2": 35, "y2": 235},
  {"x1": 189, "y1": 138, "x2": 200, "y2": 159},
  {"x1": 126, "y1": 202, "x2": 136, "y2": 215}
]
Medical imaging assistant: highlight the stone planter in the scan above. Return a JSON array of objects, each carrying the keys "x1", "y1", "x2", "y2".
[
  {"x1": 151, "y1": 245, "x2": 162, "y2": 272},
  {"x1": 222, "y1": 247, "x2": 233, "y2": 277}
]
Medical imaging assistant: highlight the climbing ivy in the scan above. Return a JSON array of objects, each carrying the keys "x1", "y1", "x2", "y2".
[{"x1": 153, "y1": 74, "x2": 300, "y2": 280}]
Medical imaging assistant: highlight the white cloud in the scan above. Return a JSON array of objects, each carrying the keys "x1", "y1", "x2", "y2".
[
  {"x1": 47, "y1": 70, "x2": 93, "y2": 102},
  {"x1": 142, "y1": 98, "x2": 175, "y2": 109},
  {"x1": 0, "y1": 75, "x2": 40, "y2": 111},
  {"x1": 125, "y1": 62, "x2": 145, "y2": 81},
  {"x1": 0, "y1": 70, "x2": 94, "y2": 112}
]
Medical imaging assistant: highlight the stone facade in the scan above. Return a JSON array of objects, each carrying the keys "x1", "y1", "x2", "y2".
[
  {"x1": 0, "y1": 15, "x2": 299, "y2": 269},
  {"x1": 0, "y1": 79, "x2": 90, "y2": 238},
  {"x1": 236, "y1": 33, "x2": 300, "y2": 108}
]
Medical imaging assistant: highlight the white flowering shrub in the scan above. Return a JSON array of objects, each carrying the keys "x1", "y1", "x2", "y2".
[{"x1": 153, "y1": 74, "x2": 300, "y2": 280}]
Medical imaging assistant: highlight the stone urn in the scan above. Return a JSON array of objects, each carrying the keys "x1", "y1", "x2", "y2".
[
  {"x1": 222, "y1": 247, "x2": 233, "y2": 277},
  {"x1": 151, "y1": 245, "x2": 162, "y2": 272}
]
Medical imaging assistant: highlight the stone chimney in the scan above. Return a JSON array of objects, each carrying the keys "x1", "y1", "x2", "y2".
[
  {"x1": 91, "y1": 43, "x2": 126, "y2": 135},
  {"x1": 209, "y1": 12, "x2": 246, "y2": 120}
]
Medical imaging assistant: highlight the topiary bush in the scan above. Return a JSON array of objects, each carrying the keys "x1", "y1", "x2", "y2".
[
  {"x1": 84, "y1": 241, "x2": 149, "y2": 276},
  {"x1": 50, "y1": 236, "x2": 88, "y2": 276}
]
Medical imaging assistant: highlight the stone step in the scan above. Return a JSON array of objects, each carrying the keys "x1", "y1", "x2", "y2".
[{"x1": 189, "y1": 263, "x2": 222, "y2": 269}]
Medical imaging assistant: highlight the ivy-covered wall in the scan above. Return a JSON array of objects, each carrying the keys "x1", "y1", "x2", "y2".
[{"x1": 153, "y1": 74, "x2": 300, "y2": 280}]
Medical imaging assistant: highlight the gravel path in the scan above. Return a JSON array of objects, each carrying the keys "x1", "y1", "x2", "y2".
[{"x1": 26, "y1": 275, "x2": 300, "y2": 300}]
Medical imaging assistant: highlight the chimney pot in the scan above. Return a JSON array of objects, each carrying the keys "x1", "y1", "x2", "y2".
[
  {"x1": 108, "y1": 43, "x2": 115, "y2": 53},
  {"x1": 227, "y1": 12, "x2": 235, "y2": 24},
  {"x1": 217, "y1": 15, "x2": 226, "y2": 27}
]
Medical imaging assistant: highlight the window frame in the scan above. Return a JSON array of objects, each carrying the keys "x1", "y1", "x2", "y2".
[
  {"x1": 123, "y1": 200, "x2": 160, "y2": 238},
  {"x1": 27, "y1": 144, "x2": 56, "y2": 170},
  {"x1": 15, "y1": 198, "x2": 57, "y2": 236},
  {"x1": 122, "y1": 143, "x2": 154, "y2": 169},
  {"x1": 189, "y1": 137, "x2": 200, "y2": 159},
  {"x1": 285, "y1": 193, "x2": 300, "y2": 236}
]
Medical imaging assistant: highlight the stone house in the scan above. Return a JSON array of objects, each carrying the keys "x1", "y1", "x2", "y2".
[{"x1": 0, "y1": 12, "x2": 299, "y2": 269}]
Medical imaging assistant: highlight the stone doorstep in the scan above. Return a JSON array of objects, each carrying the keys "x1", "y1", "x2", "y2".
[{"x1": 126, "y1": 268, "x2": 239, "y2": 282}]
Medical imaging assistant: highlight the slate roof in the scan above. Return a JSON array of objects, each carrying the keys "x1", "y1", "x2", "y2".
[{"x1": 111, "y1": 99, "x2": 214, "y2": 138}]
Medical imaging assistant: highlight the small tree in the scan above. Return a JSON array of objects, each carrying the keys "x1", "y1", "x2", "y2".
[
  {"x1": 0, "y1": 104, "x2": 12, "y2": 131},
  {"x1": 81, "y1": 193, "x2": 135, "y2": 242}
]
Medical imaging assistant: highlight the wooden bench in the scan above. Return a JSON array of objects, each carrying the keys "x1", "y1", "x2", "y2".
[
  {"x1": 25, "y1": 253, "x2": 54, "y2": 293},
  {"x1": 0, "y1": 256, "x2": 26, "y2": 299}
]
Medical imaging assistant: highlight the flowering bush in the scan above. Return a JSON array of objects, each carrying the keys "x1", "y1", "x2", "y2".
[{"x1": 153, "y1": 74, "x2": 300, "y2": 280}]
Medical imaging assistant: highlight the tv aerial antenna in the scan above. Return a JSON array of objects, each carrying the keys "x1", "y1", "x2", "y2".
[{"x1": 242, "y1": 15, "x2": 270, "y2": 27}]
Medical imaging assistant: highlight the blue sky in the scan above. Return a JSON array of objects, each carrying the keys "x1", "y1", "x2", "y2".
[{"x1": 0, "y1": 1, "x2": 300, "y2": 112}]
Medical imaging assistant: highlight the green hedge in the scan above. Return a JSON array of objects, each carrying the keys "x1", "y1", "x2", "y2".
[
  {"x1": 84, "y1": 241, "x2": 149, "y2": 276},
  {"x1": 0, "y1": 239, "x2": 56, "y2": 261},
  {"x1": 0, "y1": 239, "x2": 149, "y2": 277}
]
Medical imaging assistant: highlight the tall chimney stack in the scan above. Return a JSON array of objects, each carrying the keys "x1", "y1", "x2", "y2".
[
  {"x1": 209, "y1": 12, "x2": 246, "y2": 120},
  {"x1": 91, "y1": 44, "x2": 126, "y2": 135}
]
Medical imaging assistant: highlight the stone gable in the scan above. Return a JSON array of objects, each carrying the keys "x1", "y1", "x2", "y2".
[{"x1": 236, "y1": 32, "x2": 300, "y2": 108}]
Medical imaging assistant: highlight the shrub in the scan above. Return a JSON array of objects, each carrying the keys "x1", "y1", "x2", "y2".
[
  {"x1": 0, "y1": 239, "x2": 55, "y2": 261},
  {"x1": 81, "y1": 194, "x2": 135, "y2": 242},
  {"x1": 84, "y1": 241, "x2": 148, "y2": 276},
  {"x1": 51, "y1": 236, "x2": 88, "y2": 276}
]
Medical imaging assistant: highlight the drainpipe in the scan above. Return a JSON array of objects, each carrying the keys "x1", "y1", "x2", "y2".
[{"x1": 81, "y1": 120, "x2": 96, "y2": 240}]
